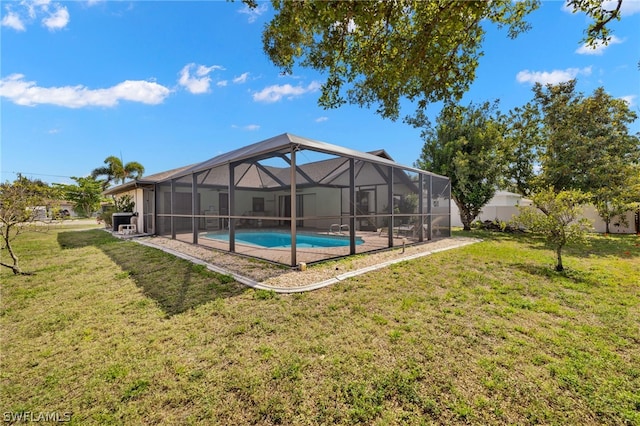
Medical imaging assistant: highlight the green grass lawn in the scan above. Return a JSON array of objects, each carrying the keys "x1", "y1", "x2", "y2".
[{"x1": 1, "y1": 225, "x2": 639, "y2": 425}]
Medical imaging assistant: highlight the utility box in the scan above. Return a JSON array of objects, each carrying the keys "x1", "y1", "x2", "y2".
[{"x1": 112, "y1": 212, "x2": 135, "y2": 233}]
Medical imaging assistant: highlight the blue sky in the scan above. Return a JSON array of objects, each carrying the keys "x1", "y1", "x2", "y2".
[{"x1": 2, "y1": 0, "x2": 639, "y2": 185}]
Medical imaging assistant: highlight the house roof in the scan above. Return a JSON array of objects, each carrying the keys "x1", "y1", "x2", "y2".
[
  {"x1": 104, "y1": 133, "x2": 444, "y2": 194},
  {"x1": 102, "y1": 164, "x2": 196, "y2": 195}
]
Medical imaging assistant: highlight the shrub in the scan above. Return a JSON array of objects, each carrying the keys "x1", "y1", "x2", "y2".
[
  {"x1": 100, "y1": 206, "x2": 116, "y2": 228},
  {"x1": 114, "y1": 195, "x2": 135, "y2": 213}
]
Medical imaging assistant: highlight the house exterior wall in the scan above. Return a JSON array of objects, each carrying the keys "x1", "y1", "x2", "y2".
[
  {"x1": 234, "y1": 189, "x2": 271, "y2": 216},
  {"x1": 231, "y1": 187, "x2": 343, "y2": 229},
  {"x1": 298, "y1": 186, "x2": 340, "y2": 229},
  {"x1": 199, "y1": 188, "x2": 219, "y2": 214}
]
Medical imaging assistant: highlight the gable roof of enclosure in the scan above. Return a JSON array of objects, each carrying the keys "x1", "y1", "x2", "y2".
[
  {"x1": 161, "y1": 132, "x2": 445, "y2": 183},
  {"x1": 103, "y1": 133, "x2": 445, "y2": 195}
]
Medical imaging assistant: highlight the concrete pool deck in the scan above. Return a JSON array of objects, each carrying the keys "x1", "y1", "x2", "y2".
[{"x1": 170, "y1": 227, "x2": 450, "y2": 265}]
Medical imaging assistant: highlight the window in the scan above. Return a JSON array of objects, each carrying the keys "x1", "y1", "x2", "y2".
[{"x1": 252, "y1": 197, "x2": 265, "y2": 212}]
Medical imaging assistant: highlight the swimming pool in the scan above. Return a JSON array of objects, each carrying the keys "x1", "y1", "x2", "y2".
[{"x1": 201, "y1": 231, "x2": 364, "y2": 248}]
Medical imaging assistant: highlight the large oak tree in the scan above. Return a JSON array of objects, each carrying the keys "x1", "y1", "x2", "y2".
[
  {"x1": 519, "y1": 81, "x2": 640, "y2": 232},
  {"x1": 251, "y1": 0, "x2": 627, "y2": 121},
  {"x1": 258, "y1": 0, "x2": 538, "y2": 120}
]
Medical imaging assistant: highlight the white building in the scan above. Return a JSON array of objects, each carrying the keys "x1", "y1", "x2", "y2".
[{"x1": 451, "y1": 190, "x2": 639, "y2": 234}]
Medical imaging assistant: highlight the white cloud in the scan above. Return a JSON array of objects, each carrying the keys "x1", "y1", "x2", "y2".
[
  {"x1": 315, "y1": 116, "x2": 328, "y2": 123},
  {"x1": 24, "y1": 1, "x2": 45, "y2": 20},
  {"x1": 232, "y1": 124, "x2": 261, "y2": 131},
  {"x1": 516, "y1": 67, "x2": 592, "y2": 85},
  {"x1": 1, "y1": 1, "x2": 70, "y2": 31},
  {"x1": 0, "y1": 73, "x2": 171, "y2": 108},
  {"x1": 563, "y1": 0, "x2": 640, "y2": 15},
  {"x1": 576, "y1": 35, "x2": 623, "y2": 55},
  {"x1": 603, "y1": 0, "x2": 640, "y2": 15},
  {"x1": 196, "y1": 64, "x2": 223, "y2": 76},
  {"x1": 1, "y1": 11, "x2": 26, "y2": 31},
  {"x1": 42, "y1": 4, "x2": 69, "y2": 30},
  {"x1": 233, "y1": 72, "x2": 249, "y2": 84},
  {"x1": 253, "y1": 81, "x2": 321, "y2": 103},
  {"x1": 178, "y1": 63, "x2": 224, "y2": 94},
  {"x1": 620, "y1": 95, "x2": 637, "y2": 107},
  {"x1": 238, "y1": 3, "x2": 267, "y2": 23},
  {"x1": 217, "y1": 80, "x2": 228, "y2": 87}
]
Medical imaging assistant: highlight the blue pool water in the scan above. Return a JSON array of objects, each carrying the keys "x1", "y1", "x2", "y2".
[{"x1": 202, "y1": 231, "x2": 363, "y2": 248}]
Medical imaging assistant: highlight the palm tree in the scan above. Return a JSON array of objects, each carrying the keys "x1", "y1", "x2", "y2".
[{"x1": 91, "y1": 156, "x2": 145, "y2": 189}]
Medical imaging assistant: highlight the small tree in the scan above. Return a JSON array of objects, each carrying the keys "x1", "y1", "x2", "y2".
[
  {"x1": 594, "y1": 196, "x2": 632, "y2": 235},
  {"x1": 593, "y1": 164, "x2": 640, "y2": 234},
  {"x1": 0, "y1": 175, "x2": 58, "y2": 275},
  {"x1": 55, "y1": 176, "x2": 104, "y2": 218},
  {"x1": 516, "y1": 188, "x2": 591, "y2": 272}
]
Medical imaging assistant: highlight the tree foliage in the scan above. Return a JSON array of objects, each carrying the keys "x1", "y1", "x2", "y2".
[
  {"x1": 413, "y1": 101, "x2": 507, "y2": 230},
  {"x1": 532, "y1": 81, "x2": 639, "y2": 193},
  {"x1": 516, "y1": 188, "x2": 592, "y2": 271},
  {"x1": 91, "y1": 156, "x2": 145, "y2": 189},
  {"x1": 0, "y1": 175, "x2": 58, "y2": 275},
  {"x1": 502, "y1": 102, "x2": 543, "y2": 197},
  {"x1": 593, "y1": 163, "x2": 640, "y2": 233},
  {"x1": 566, "y1": 0, "x2": 624, "y2": 47},
  {"x1": 55, "y1": 176, "x2": 104, "y2": 218},
  {"x1": 259, "y1": 0, "x2": 538, "y2": 120},
  {"x1": 252, "y1": 0, "x2": 627, "y2": 121},
  {"x1": 507, "y1": 80, "x2": 640, "y2": 232}
]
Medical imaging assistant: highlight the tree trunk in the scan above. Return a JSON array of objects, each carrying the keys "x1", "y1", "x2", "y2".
[
  {"x1": 555, "y1": 245, "x2": 564, "y2": 272},
  {"x1": 604, "y1": 219, "x2": 610, "y2": 235},
  {"x1": 457, "y1": 202, "x2": 474, "y2": 231},
  {"x1": 1, "y1": 248, "x2": 24, "y2": 275},
  {"x1": 1, "y1": 231, "x2": 30, "y2": 275},
  {"x1": 0, "y1": 260, "x2": 28, "y2": 275}
]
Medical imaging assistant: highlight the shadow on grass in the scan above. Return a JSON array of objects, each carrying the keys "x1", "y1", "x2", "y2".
[
  {"x1": 512, "y1": 263, "x2": 601, "y2": 287},
  {"x1": 454, "y1": 228, "x2": 640, "y2": 260},
  {"x1": 58, "y1": 229, "x2": 246, "y2": 317},
  {"x1": 527, "y1": 236, "x2": 640, "y2": 261}
]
